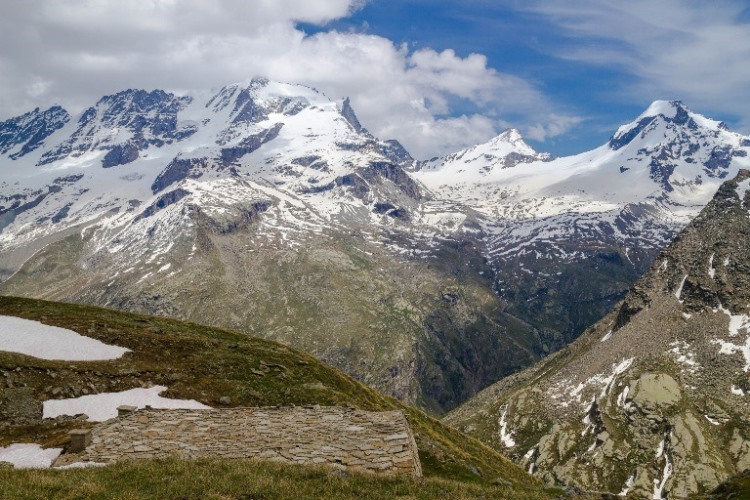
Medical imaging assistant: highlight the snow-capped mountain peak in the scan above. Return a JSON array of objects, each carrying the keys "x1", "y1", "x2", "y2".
[
  {"x1": 609, "y1": 99, "x2": 731, "y2": 152},
  {"x1": 485, "y1": 128, "x2": 543, "y2": 158},
  {"x1": 418, "y1": 127, "x2": 551, "y2": 181}
]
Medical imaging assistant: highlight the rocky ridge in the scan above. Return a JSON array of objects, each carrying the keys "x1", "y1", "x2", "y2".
[{"x1": 445, "y1": 169, "x2": 750, "y2": 497}]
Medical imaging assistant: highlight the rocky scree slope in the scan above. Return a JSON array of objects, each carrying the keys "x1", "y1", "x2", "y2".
[
  {"x1": 0, "y1": 84, "x2": 748, "y2": 416},
  {"x1": 445, "y1": 169, "x2": 750, "y2": 497}
]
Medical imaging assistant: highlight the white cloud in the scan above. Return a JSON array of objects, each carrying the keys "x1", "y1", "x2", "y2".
[
  {"x1": 526, "y1": 0, "x2": 750, "y2": 126},
  {"x1": 0, "y1": 0, "x2": 579, "y2": 158},
  {"x1": 526, "y1": 114, "x2": 585, "y2": 142}
]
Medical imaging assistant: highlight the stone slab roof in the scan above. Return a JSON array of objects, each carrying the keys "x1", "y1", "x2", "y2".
[{"x1": 54, "y1": 405, "x2": 422, "y2": 477}]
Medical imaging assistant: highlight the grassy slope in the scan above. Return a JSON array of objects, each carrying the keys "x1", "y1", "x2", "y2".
[
  {"x1": 0, "y1": 296, "x2": 554, "y2": 498},
  {"x1": 0, "y1": 458, "x2": 564, "y2": 500}
]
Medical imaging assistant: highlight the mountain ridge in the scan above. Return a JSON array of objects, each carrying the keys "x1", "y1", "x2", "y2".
[{"x1": 1, "y1": 80, "x2": 748, "y2": 416}]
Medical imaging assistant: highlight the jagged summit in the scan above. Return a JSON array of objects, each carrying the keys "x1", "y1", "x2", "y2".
[
  {"x1": 0, "y1": 105, "x2": 70, "y2": 159},
  {"x1": 640, "y1": 99, "x2": 686, "y2": 119},
  {"x1": 609, "y1": 99, "x2": 729, "y2": 151},
  {"x1": 418, "y1": 127, "x2": 551, "y2": 178},
  {"x1": 485, "y1": 128, "x2": 542, "y2": 157},
  {"x1": 340, "y1": 96, "x2": 365, "y2": 133}
]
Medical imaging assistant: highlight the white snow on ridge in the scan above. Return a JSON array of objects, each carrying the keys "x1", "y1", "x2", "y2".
[
  {"x1": 0, "y1": 443, "x2": 62, "y2": 469},
  {"x1": 498, "y1": 406, "x2": 516, "y2": 448},
  {"x1": 0, "y1": 315, "x2": 129, "y2": 361},
  {"x1": 619, "y1": 473, "x2": 636, "y2": 497},
  {"x1": 550, "y1": 358, "x2": 634, "y2": 407},
  {"x1": 713, "y1": 336, "x2": 750, "y2": 372},
  {"x1": 716, "y1": 304, "x2": 750, "y2": 337},
  {"x1": 43, "y1": 385, "x2": 211, "y2": 421},
  {"x1": 642, "y1": 100, "x2": 680, "y2": 120}
]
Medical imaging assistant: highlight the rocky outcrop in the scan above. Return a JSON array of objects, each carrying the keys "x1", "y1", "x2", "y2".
[
  {"x1": 0, "y1": 106, "x2": 70, "y2": 159},
  {"x1": 0, "y1": 387, "x2": 42, "y2": 425},
  {"x1": 446, "y1": 170, "x2": 750, "y2": 497}
]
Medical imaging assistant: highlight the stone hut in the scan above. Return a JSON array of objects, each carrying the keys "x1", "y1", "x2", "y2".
[{"x1": 54, "y1": 406, "x2": 422, "y2": 477}]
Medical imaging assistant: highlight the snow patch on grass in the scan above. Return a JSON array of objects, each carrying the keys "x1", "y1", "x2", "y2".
[
  {"x1": 43, "y1": 385, "x2": 211, "y2": 422},
  {"x1": 0, "y1": 315, "x2": 129, "y2": 361},
  {"x1": 0, "y1": 443, "x2": 62, "y2": 469}
]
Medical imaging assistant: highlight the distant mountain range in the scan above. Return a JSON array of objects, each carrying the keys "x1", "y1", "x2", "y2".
[{"x1": 1, "y1": 78, "x2": 748, "y2": 414}]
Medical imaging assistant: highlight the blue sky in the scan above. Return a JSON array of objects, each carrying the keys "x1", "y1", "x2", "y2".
[
  {"x1": 304, "y1": 0, "x2": 750, "y2": 155},
  {"x1": 1, "y1": 0, "x2": 749, "y2": 158}
]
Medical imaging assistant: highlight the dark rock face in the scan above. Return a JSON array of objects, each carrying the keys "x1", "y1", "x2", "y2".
[
  {"x1": 379, "y1": 139, "x2": 414, "y2": 166},
  {"x1": 38, "y1": 90, "x2": 195, "y2": 166},
  {"x1": 612, "y1": 286, "x2": 651, "y2": 331},
  {"x1": 363, "y1": 162, "x2": 423, "y2": 200},
  {"x1": 501, "y1": 152, "x2": 541, "y2": 169},
  {"x1": 231, "y1": 88, "x2": 267, "y2": 124},
  {"x1": 609, "y1": 116, "x2": 655, "y2": 150},
  {"x1": 151, "y1": 158, "x2": 207, "y2": 194},
  {"x1": 0, "y1": 106, "x2": 70, "y2": 159},
  {"x1": 0, "y1": 186, "x2": 62, "y2": 233},
  {"x1": 373, "y1": 202, "x2": 396, "y2": 214},
  {"x1": 300, "y1": 161, "x2": 422, "y2": 203},
  {"x1": 373, "y1": 202, "x2": 408, "y2": 219},
  {"x1": 134, "y1": 188, "x2": 191, "y2": 221},
  {"x1": 341, "y1": 97, "x2": 365, "y2": 133},
  {"x1": 290, "y1": 155, "x2": 321, "y2": 167},
  {"x1": 649, "y1": 156, "x2": 678, "y2": 191},
  {"x1": 705, "y1": 146, "x2": 735, "y2": 174},
  {"x1": 219, "y1": 123, "x2": 284, "y2": 163},
  {"x1": 53, "y1": 174, "x2": 84, "y2": 185},
  {"x1": 191, "y1": 200, "x2": 271, "y2": 234},
  {"x1": 335, "y1": 173, "x2": 370, "y2": 199},
  {"x1": 102, "y1": 142, "x2": 140, "y2": 168},
  {"x1": 51, "y1": 204, "x2": 72, "y2": 224}
]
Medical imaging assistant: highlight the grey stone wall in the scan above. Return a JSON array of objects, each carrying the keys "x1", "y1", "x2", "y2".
[{"x1": 54, "y1": 406, "x2": 422, "y2": 477}]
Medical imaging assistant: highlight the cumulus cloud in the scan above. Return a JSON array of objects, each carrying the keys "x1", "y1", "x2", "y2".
[
  {"x1": 525, "y1": 0, "x2": 750, "y2": 126},
  {"x1": 0, "y1": 0, "x2": 578, "y2": 158}
]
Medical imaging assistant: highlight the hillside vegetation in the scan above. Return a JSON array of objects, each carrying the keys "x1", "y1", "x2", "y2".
[{"x1": 0, "y1": 296, "x2": 554, "y2": 498}]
